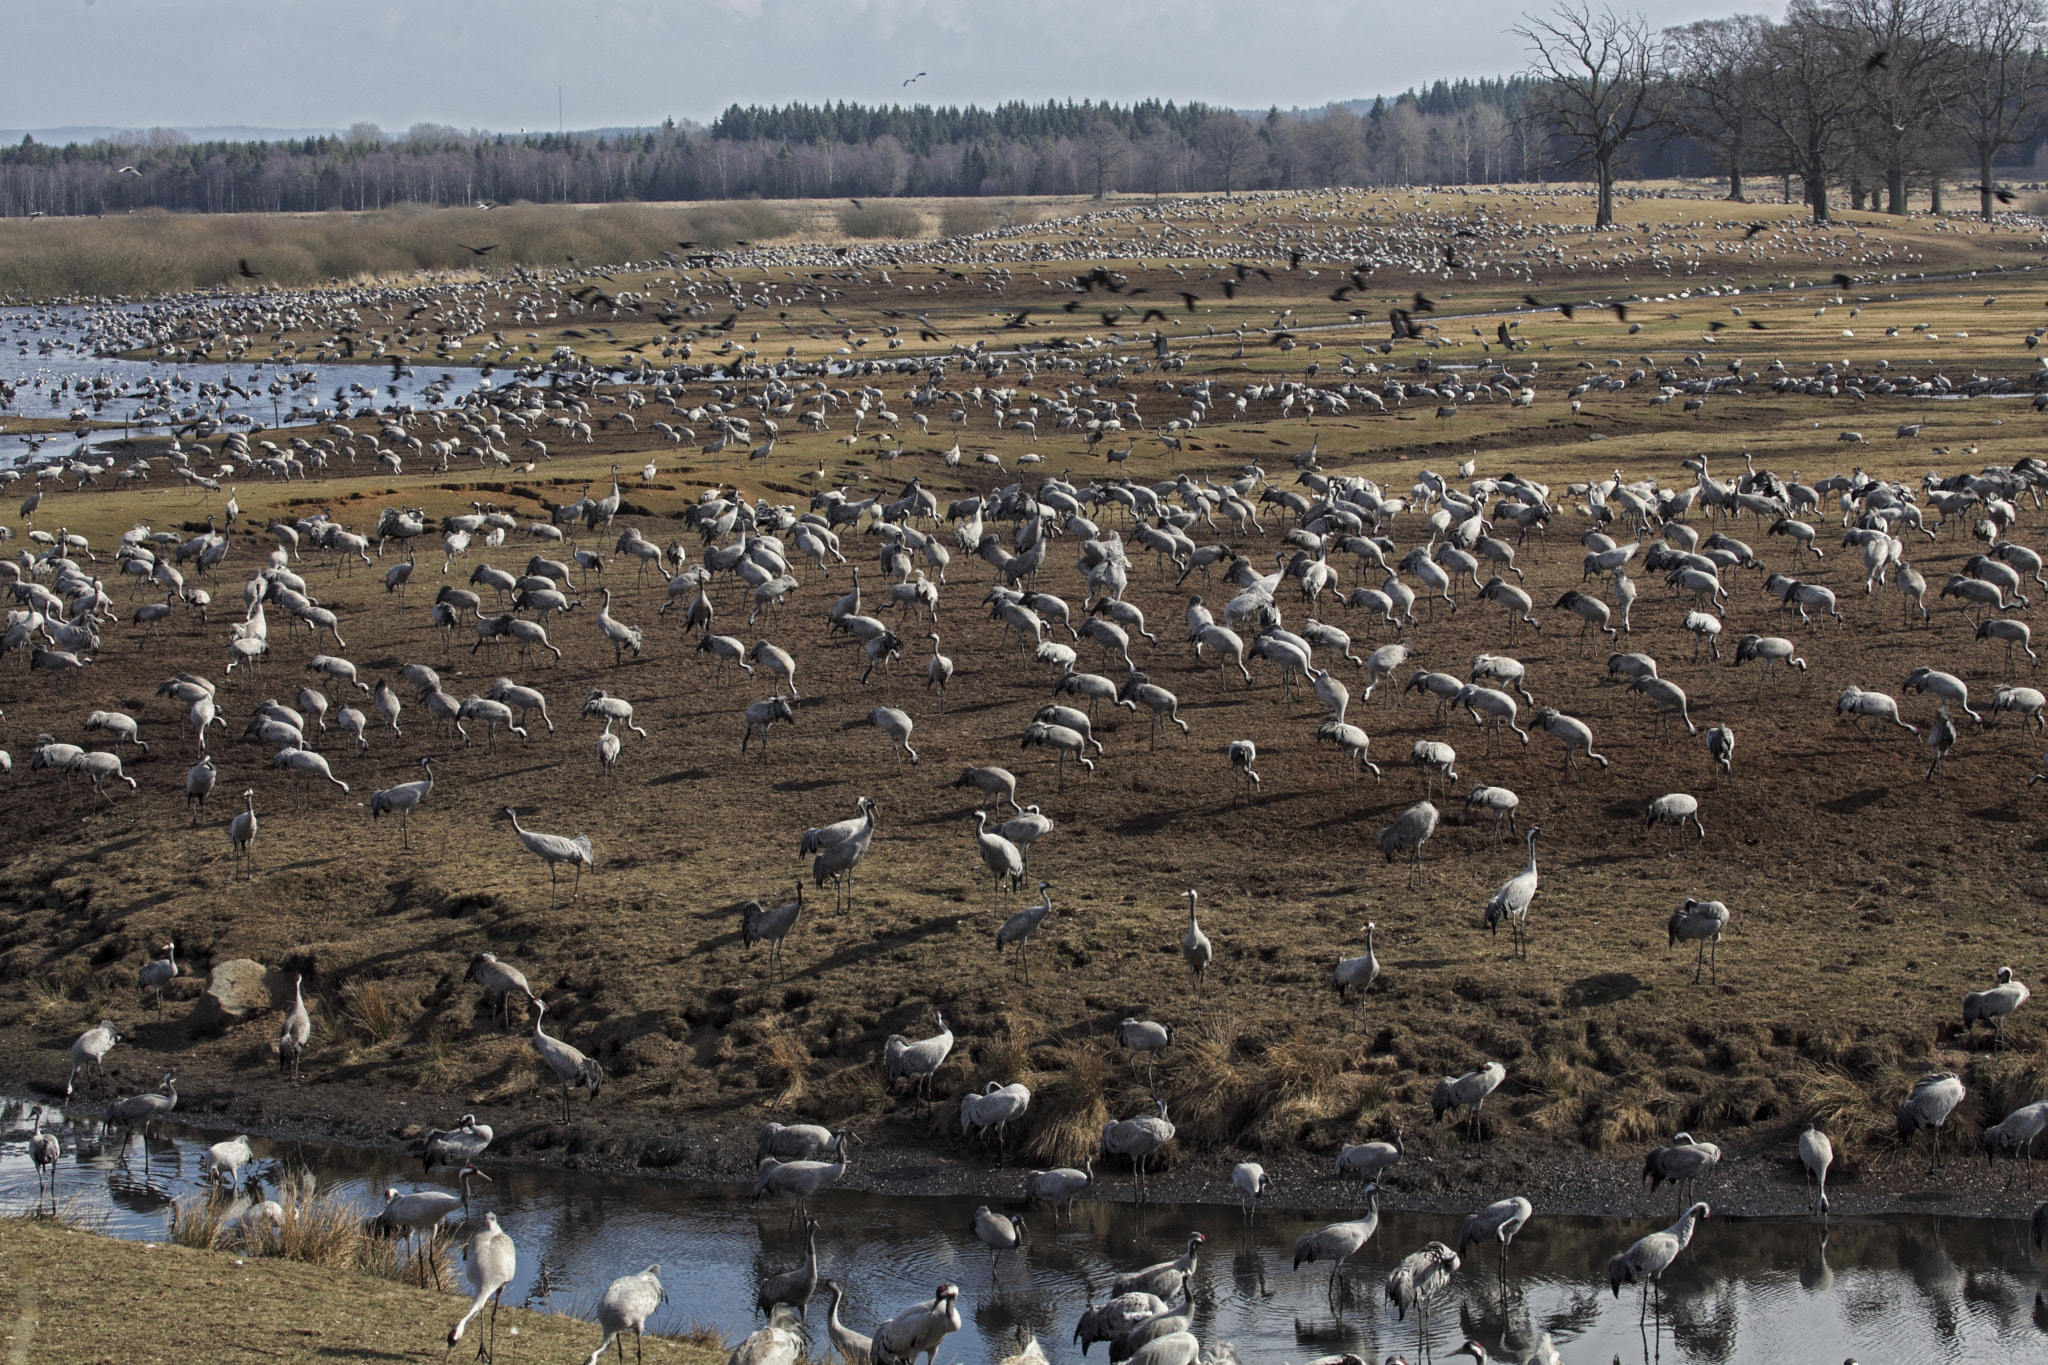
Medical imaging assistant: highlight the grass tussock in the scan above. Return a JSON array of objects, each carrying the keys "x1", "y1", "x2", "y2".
[
  {"x1": 837, "y1": 203, "x2": 926, "y2": 239},
  {"x1": 758, "y1": 1027, "x2": 812, "y2": 1106},
  {"x1": 0, "y1": 201, "x2": 795, "y2": 300},
  {"x1": 1022, "y1": 1041, "x2": 1111, "y2": 1168},
  {"x1": 340, "y1": 979, "x2": 400, "y2": 1044},
  {"x1": 167, "y1": 1170, "x2": 448, "y2": 1285}
]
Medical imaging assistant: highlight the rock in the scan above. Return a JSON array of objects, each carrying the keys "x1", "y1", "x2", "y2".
[{"x1": 187, "y1": 958, "x2": 291, "y2": 1032}]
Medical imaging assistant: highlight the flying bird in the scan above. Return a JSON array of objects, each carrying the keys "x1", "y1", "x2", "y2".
[
  {"x1": 117, "y1": 165, "x2": 140, "y2": 176},
  {"x1": 1413, "y1": 292, "x2": 1436, "y2": 313},
  {"x1": 1523, "y1": 294, "x2": 1574, "y2": 320},
  {"x1": 903, "y1": 72, "x2": 927, "y2": 86},
  {"x1": 1967, "y1": 184, "x2": 2018, "y2": 204},
  {"x1": 1743, "y1": 223, "x2": 1768, "y2": 239},
  {"x1": 237, "y1": 259, "x2": 261, "y2": 279},
  {"x1": 1866, "y1": 49, "x2": 1890, "y2": 70}
]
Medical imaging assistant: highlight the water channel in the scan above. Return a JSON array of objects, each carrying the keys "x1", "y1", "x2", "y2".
[{"x1": 2, "y1": 1099, "x2": 2043, "y2": 1362}]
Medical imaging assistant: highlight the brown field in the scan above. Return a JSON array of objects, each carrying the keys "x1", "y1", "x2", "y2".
[{"x1": 2, "y1": 184, "x2": 2046, "y2": 1219}]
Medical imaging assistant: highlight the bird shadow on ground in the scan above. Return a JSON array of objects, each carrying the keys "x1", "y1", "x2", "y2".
[
  {"x1": 1820, "y1": 787, "x2": 1890, "y2": 815},
  {"x1": 772, "y1": 776, "x2": 841, "y2": 793},
  {"x1": 1964, "y1": 804, "x2": 2024, "y2": 823},
  {"x1": 648, "y1": 768, "x2": 712, "y2": 786},
  {"x1": 1565, "y1": 972, "x2": 1644, "y2": 1007}
]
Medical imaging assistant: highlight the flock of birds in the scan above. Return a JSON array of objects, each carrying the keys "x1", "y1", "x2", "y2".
[{"x1": 9, "y1": 189, "x2": 2048, "y2": 1363}]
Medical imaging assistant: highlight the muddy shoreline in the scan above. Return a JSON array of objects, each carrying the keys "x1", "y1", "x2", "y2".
[{"x1": 9, "y1": 1048, "x2": 2038, "y2": 1225}]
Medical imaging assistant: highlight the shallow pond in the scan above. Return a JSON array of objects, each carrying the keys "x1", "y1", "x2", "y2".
[{"x1": 3, "y1": 1099, "x2": 2044, "y2": 1362}]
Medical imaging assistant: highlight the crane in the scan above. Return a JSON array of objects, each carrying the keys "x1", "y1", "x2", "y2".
[
  {"x1": 528, "y1": 995, "x2": 604, "y2": 1122},
  {"x1": 1607, "y1": 1201, "x2": 1709, "y2": 1324},
  {"x1": 503, "y1": 805, "x2": 593, "y2": 901},
  {"x1": 447, "y1": 1211, "x2": 517, "y2": 1361},
  {"x1": 586, "y1": 1265, "x2": 665, "y2": 1365}
]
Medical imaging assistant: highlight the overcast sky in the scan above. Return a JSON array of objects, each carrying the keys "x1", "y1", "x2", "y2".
[{"x1": 8, "y1": 0, "x2": 1777, "y2": 135}]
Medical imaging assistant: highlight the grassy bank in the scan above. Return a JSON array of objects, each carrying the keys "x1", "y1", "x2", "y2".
[
  {"x1": 0, "y1": 1215, "x2": 728, "y2": 1365},
  {"x1": 0, "y1": 200, "x2": 797, "y2": 298}
]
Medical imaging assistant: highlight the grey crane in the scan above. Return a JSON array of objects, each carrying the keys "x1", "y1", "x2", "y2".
[
  {"x1": 1704, "y1": 724, "x2": 1735, "y2": 782},
  {"x1": 1463, "y1": 784, "x2": 1520, "y2": 844},
  {"x1": 756, "y1": 1217, "x2": 821, "y2": 1316},
  {"x1": 1385, "y1": 1241, "x2": 1460, "y2": 1359},
  {"x1": 1106, "y1": 1286, "x2": 1194, "y2": 1363},
  {"x1": 528, "y1": 995, "x2": 604, "y2": 1122},
  {"x1": 503, "y1": 806, "x2": 593, "y2": 900},
  {"x1": 1667, "y1": 898, "x2": 1730, "y2": 983},
  {"x1": 1336, "y1": 1128, "x2": 1404, "y2": 1181},
  {"x1": 369, "y1": 756, "x2": 435, "y2": 849},
  {"x1": 447, "y1": 1211, "x2": 517, "y2": 1362},
  {"x1": 1982, "y1": 1100, "x2": 2048, "y2": 1166},
  {"x1": 1181, "y1": 889, "x2": 1212, "y2": 990},
  {"x1": 467, "y1": 953, "x2": 531, "y2": 1030},
  {"x1": 1225, "y1": 738, "x2": 1260, "y2": 801},
  {"x1": 1963, "y1": 966, "x2": 2030, "y2": 1048},
  {"x1": 1531, "y1": 707, "x2": 1608, "y2": 774},
  {"x1": 586, "y1": 1265, "x2": 666, "y2": 1365},
  {"x1": 185, "y1": 755, "x2": 216, "y2": 826},
  {"x1": 105, "y1": 1072, "x2": 177, "y2": 1139},
  {"x1": 27, "y1": 1105, "x2": 59, "y2": 1201},
  {"x1": 802, "y1": 797, "x2": 879, "y2": 856},
  {"x1": 201, "y1": 1133, "x2": 253, "y2": 1191},
  {"x1": 960, "y1": 1080, "x2": 1033, "y2": 1157},
  {"x1": 1643, "y1": 1132, "x2": 1721, "y2": 1205},
  {"x1": 1292, "y1": 1183, "x2": 1381, "y2": 1290},
  {"x1": 1116, "y1": 1019, "x2": 1175, "y2": 1084},
  {"x1": 1073, "y1": 1292, "x2": 1169, "y2": 1358},
  {"x1": 996, "y1": 881, "x2": 1056, "y2": 981},
  {"x1": 952, "y1": 765, "x2": 1024, "y2": 817},
  {"x1": 973, "y1": 811, "x2": 1025, "y2": 911},
  {"x1": 994, "y1": 806, "x2": 1056, "y2": 868},
  {"x1": 278, "y1": 972, "x2": 311, "y2": 1080},
  {"x1": 741, "y1": 883, "x2": 805, "y2": 982},
  {"x1": 825, "y1": 1280, "x2": 873, "y2": 1365},
  {"x1": 228, "y1": 788, "x2": 259, "y2": 876},
  {"x1": 1449, "y1": 1335, "x2": 1559, "y2": 1365},
  {"x1": 375, "y1": 1166, "x2": 491, "y2": 1286},
  {"x1": 728, "y1": 1308, "x2": 804, "y2": 1365},
  {"x1": 1231, "y1": 1161, "x2": 1271, "y2": 1219},
  {"x1": 136, "y1": 943, "x2": 178, "y2": 1018},
  {"x1": 1024, "y1": 1156, "x2": 1093, "y2": 1222},
  {"x1": 1101, "y1": 1101, "x2": 1178, "y2": 1202},
  {"x1": 1607, "y1": 1201, "x2": 1709, "y2": 1324},
  {"x1": 871, "y1": 1284, "x2": 961, "y2": 1365},
  {"x1": 1483, "y1": 828, "x2": 1541, "y2": 957},
  {"x1": 1457, "y1": 1195, "x2": 1533, "y2": 1286},
  {"x1": 813, "y1": 798, "x2": 878, "y2": 912},
  {"x1": 883, "y1": 1009, "x2": 954, "y2": 1104},
  {"x1": 1333, "y1": 922, "x2": 1381, "y2": 1028},
  {"x1": 752, "y1": 1128, "x2": 856, "y2": 1222},
  {"x1": 1378, "y1": 800, "x2": 1439, "y2": 884},
  {"x1": 1432, "y1": 1061, "x2": 1507, "y2": 1139},
  {"x1": 1798, "y1": 1124, "x2": 1832, "y2": 1218},
  {"x1": 1898, "y1": 1071, "x2": 1968, "y2": 1172},
  {"x1": 757, "y1": 1121, "x2": 839, "y2": 1163},
  {"x1": 425, "y1": 1114, "x2": 495, "y2": 1173},
  {"x1": 971, "y1": 1205, "x2": 1026, "y2": 1277},
  {"x1": 1645, "y1": 794, "x2": 1705, "y2": 849},
  {"x1": 925, "y1": 633, "x2": 954, "y2": 714},
  {"x1": 66, "y1": 1019, "x2": 119, "y2": 1097},
  {"x1": 871, "y1": 706, "x2": 919, "y2": 768},
  {"x1": 1113, "y1": 1230, "x2": 1205, "y2": 1298}
]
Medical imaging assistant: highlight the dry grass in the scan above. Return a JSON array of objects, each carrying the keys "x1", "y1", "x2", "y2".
[
  {"x1": 0, "y1": 1217, "x2": 727, "y2": 1365},
  {"x1": 339, "y1": 978, "x2": 400, "y2": 1045},
  {"x1": 166, "y1": 1168, "x2": 449, "y2": 1283},
  {"x1": 0, "y1": 201, "x2": 796, "y2": 298},
  {"x1": 837, "y1": 202, "x2": 927, "y2": 239}
]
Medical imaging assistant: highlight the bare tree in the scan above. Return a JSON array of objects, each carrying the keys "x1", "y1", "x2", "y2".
[
  {"x1": 1952, "y1": 0, "x2": 2048, "y2": 218},
  {"x1": 1836, "y1": 0, "x2": 1966, "y2": 214},
  {"x1": 1078, "y1": 119, "x2": 1130, "y2": 200},
  {"x1": 1747, "y1": 3, "x2": 1866, "y2": 222},
  {"x1": 1196, "y1": 114, "x2": 1263, "y2": 194},
  {"x1": 1305, "y1": 106, "x2": 1366, "y2": 185},
  {"x1": 1663, "y1": 16, "x2": 1770, "y2": 200},
  {"x1": 1516, "y1": 3, "x2": 1661, "y2": 226}
]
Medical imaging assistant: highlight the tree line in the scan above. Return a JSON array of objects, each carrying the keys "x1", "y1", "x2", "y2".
[{"x1": 2, "y1": 5, "x2": 2043, "y2": 224}]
